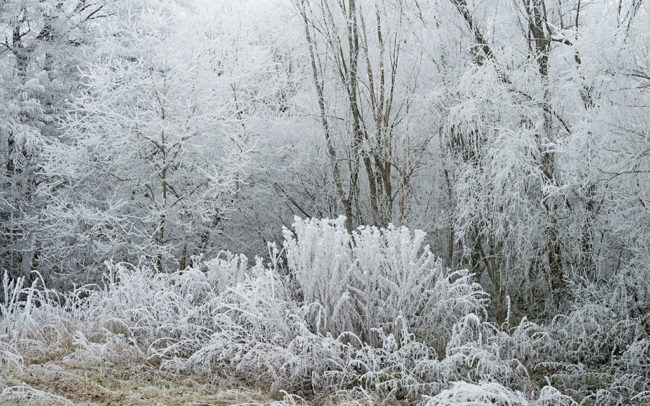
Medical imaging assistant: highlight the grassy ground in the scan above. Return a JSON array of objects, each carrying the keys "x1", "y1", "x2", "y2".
[{"x1": 0, "y1": 360, "x2": 279, "y2": 406}]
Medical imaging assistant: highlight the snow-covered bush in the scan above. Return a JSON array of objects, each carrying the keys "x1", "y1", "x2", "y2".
[
  {"x1": 169, "y1": 267, "x2": 305, "y2": 383},
  {"x1": 284, "y1": 217, "x2": 487, "y2": 348},
  {"x1": 539, "y1": 272, "x2": 650, "y2": 404},
  {"x1": 424, "y1": 381, "x2": 576, "y2": 406},
  {"x1": 0, "y1": 335, "x2": 22, "y2": 370},
  {"x1": 439, "y1": 314, "x2": 531, "y2": 389},
  {"x1": 0, "y1": 271, "x2": 84, "y2": 361},
  {"x1": 145, "y1": 235, "x2": 446, "y2": 398},
  {"x1": 0, "y1": 384, "x2": 74, "y2": 406}
]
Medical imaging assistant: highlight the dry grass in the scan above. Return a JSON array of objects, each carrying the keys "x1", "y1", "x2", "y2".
[{"x1": 1, "y1": 359, "x2": 280, "y2": 406}]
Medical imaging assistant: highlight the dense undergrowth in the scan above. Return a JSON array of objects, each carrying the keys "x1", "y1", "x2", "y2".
[{"x1": 1, "y1": 218, "x2": 648, "y2": 405}]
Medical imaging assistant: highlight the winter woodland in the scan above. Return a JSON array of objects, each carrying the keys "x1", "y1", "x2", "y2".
[{"x1": 1, "y1": 0, "x2": 649, "y2": 404}]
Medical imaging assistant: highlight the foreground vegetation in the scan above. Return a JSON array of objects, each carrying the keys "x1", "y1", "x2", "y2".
[{"x1": 1, "y1": 219, "x2": 648, "y2": 405}]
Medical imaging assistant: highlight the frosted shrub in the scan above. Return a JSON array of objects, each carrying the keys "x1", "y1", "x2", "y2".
[
  {"x1": 424, "y1": 381, "x2": 530, "y2": 405},
  {"x1": 0, "y1": 335, "x2": 23, "y2": 369},
  {"x1": 539, "y1": 271, "x2": 650, "y2": 403},
  {"x1": 0, "y1": 384, "x2": 73, "y2": 406},
  {"x1": 438, "y1": 314, "x2": 531, "y2": 390},
  {"x1": 283, "y1": 217, "x2": 356, "y2": 336},
  {"x1": 1, "y1": 272, "x2": 60, "y2": 341},
  {"x1": 90, "y1": 254, "x2": 253, "y2": 361},
  {"x1": 620, "y1": 339, "x2": 650, "y2": 374},
  {"x1": 0, "y1": 271, "x2": 88, "y2": 360},
  {"x1": 550, "y1": 304, "x2": 636, "y2": 366},
  {"x1": 170, "y1": 268, "x2": 440, "y2": 399},
  {"x1": 61, "y1": 330, "x2": 144, "y2": 369},
  {"x1": 424, "y1": 381, "x2": 577, "y2": 406},
  {"x1": 332, "y1": 319, "x2": 438, "y2": 399},
  {"x1": 202, "y1": 252, "x2": 251, "y2": 292},
  {"x1": 174, "y1": 268, "x2": 302, "y2": 382},
  {"x1": 89, "y1": 264, "x2": 215, "y2": 354},
  {"x1": 284, "y1": 217, "x2": 487, "y2": 347},
  {"x1": 550, "y1": 271, "x2": 649, "y2": 367}
]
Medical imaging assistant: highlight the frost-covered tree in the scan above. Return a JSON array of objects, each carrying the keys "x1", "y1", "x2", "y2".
[
  {"x1": 37, "y1": 3, "x2": 258, "y2": 276},
  {"x1": 295, "y1": 0, "x2": 437, "y2": 231},
  {"x1": 0, "y1": 0, "x2": 108, "y2": 280},
  {"x1": 431, "y1": 0, "x2": 650, "y2": 319}
]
